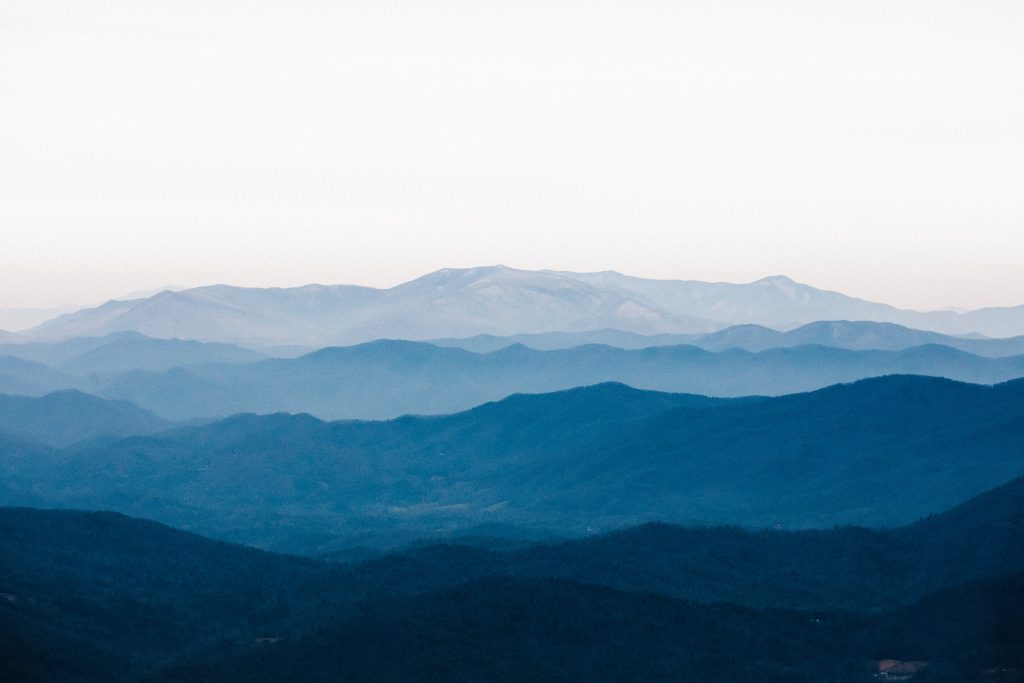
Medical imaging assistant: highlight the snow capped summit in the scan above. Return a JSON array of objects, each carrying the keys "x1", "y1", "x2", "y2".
[{"x1": 21, "y1": 267, "x2": 1024, "y2": 346}]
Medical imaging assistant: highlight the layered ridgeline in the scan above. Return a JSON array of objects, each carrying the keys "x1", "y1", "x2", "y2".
[
  {"x1": 6, "y1": 320, "x2": 1024, "y2": 379},
  {"x1": 0, "y1": 390, "x2": 172, "y2": 447},
  {"x1": 2, "y1": 338, "x2": 1021, "y2": 420},
  {"x1": 2, "y1": 376, "x2": 1021, "y2": 553},
  {"x1": 0, "y1": 333, "x2": 272, "y2": 399},
  {"x1": 1, "y1": 476, "x2": 1022, "y2": 682},
  {"x1": 20, "y1": 266, "x2": 1024, "y2": 346},
  {"x1": 433, "y1": 320, "x2": 1024, "y2": 357},
  {"x1": 0, "y1": 330, "x2": 270, "y2": 376},
  {"x1": 174, "y1": 575, "x2": 1022, "y2": 683},
  {"x1": 83, "y1": 341, "x2": 1024, "y2": 420},
  {"x1": 4, "y1": 324, "x2": 1024, "y2": 421}
]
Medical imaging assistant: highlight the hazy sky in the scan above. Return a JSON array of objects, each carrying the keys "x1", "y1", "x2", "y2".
[{"x1": 2, "y1": 0, "x2": 1022, "y2": 312}]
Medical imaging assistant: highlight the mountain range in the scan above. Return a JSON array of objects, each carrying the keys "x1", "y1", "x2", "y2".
[
  {"x1": 433, "y1": 320, "x2": 1024, "y2": 357},
  {"x1": 3, "y1": 376, "x2": 1021, "y2": 553},
  {"x1": 4, "y1": 265, "x2": 1024, "y2": 679},
  {"x1": 5, "y1": 333, "x2": 1024, "y2": 421},
  {"x1": 85, "y1": 340, "x2": 1024, "y2": 420},
  {"x1": 2, "y1": 472, "x2": 1022, "y2": 681},
  {"x1": 19, "y1": 266, "x2": 1024, "y2": 346}
]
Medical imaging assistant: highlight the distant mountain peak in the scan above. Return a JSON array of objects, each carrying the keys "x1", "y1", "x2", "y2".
[
  {"x1": 20, "y1": 267, "x2": 1024, "y2": 345},
  {"x1": 753, "y1": 274, "x2": 797, "y2": 285}
]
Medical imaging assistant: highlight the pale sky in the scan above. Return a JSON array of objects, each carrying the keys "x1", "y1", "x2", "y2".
[{"x1": 1, "y1": 0, "x2": 1022, "y2": 312}]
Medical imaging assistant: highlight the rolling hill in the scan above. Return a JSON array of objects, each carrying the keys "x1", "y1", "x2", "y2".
[
  {"x1": 3, "y1": 376, "x2": 1021, "y2": 553},
  {"x1": 0, "y1": 356, "x2": 77, "y2": 397},
  {"x1": 2, "y1": 478, "x2": 1022, "y2": 682},
  {"x1": 0, "y1": 507, "x2": 323, "y2": 681},
  {"x1": 0, "y1": 390, "x2": 173, "y2": 447},
  {"x1": 339, "y1": 475, "x2": 1024, "y2": 613},
  {"x1": 162, "y1": 573, "x2": 1023, "y2": 683}
]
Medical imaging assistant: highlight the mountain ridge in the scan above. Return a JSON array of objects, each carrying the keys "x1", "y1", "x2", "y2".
[
  {"x1": 432, "y1": 320, "x2": 1024, "y2": 356},
  {"x1": 4, "y1": 375, "x2": 1021, "y2": 552},
  {"x1": 0, "y1": 390, "x2": 173, "y2": 447},
  {"x1": 88, "y1": 339, "x2": 1024, "y2": 420},
  {"x1": 23, "y1": 266, "x2": 1024, "y2": 346}
]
